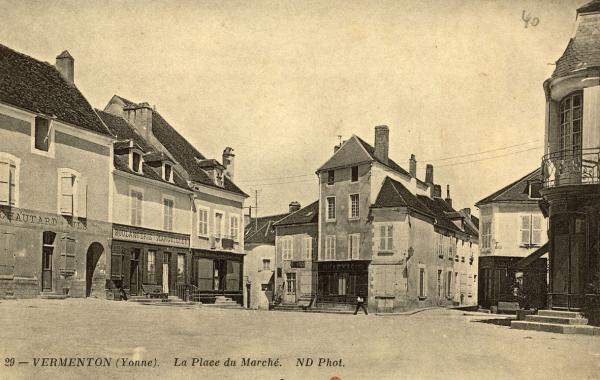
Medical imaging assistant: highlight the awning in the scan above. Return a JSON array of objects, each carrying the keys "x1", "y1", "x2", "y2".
[{"x1": 510, "y1": 242, "x2": 549, "y2": 271}]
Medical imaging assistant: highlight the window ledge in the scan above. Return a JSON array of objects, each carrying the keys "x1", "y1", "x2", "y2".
[
  {"x1": 378, "y1": 250, "x2": 394, "y2": 256},
  {"x1": 418, "y1": 296, "x2": 427, "y2": 301},
  {"x1": 326, "y1": 219, "x2": 336, "y2": 223},
  {"x1": 348, "y1": 217, "x2": 360, "y2": 221}
]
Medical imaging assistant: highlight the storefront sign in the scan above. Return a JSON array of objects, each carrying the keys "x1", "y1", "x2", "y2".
[
  {"x1": 112, "y1": 224, "x2": 190, "y2": 248},
  {"x1": 318, "y1": 261, "x2": 369, "y2": 272},
  {"x1": 290, "y1": 261, "x2": 305, "y2": 268},
  {"x1": 0, "y1": 206, "x2": 98, "y2": 232}
]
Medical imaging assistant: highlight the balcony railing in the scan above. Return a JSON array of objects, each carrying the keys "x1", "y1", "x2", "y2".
[{"x1": 542, "y1": 148, "x2": 600, "y2": 188}]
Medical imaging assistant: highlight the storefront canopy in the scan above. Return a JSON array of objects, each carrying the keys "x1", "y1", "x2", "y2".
[{"x1": 511, "y1": 242, "x2": 549, "y2": 271}]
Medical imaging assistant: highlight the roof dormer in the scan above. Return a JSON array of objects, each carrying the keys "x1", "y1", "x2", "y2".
[
  {"x1": 143, "y1": 151, "x2": 175, "y2": 183},
  {"x1": 113, "y1": 139, "x2": 144, "y2": 174},
  {"x1": 195, "y1": 158, "x2": 226, "y2": 187}
]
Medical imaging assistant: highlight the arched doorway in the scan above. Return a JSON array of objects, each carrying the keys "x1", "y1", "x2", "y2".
[{"x1": 86, "y1": 242, "x2": 104, "y2": 297}]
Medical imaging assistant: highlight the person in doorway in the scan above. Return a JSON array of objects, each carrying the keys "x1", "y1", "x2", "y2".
[{"x1": 354, "y1": 294, "x2": 368, "y2": 315}]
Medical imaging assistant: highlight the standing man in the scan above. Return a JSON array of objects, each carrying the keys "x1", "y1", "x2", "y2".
[{"x1": 354, "y1": 294, "x2": 368, "y2": 315}]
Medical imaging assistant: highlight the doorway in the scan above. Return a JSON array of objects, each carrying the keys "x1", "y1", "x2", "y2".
[
  {"x1": 552, "y1": 214, "x2": 586, "y2": 309},
  {"x1": 284, "y1": 272, "x2": 296, "y2": 304},
  {"x1": 129, "y1": 248, "x2": 141, "y2": 296},
  {"x1": 85, "y1": 242, "x2": 104, "y2": 297},
  {"x1": 163, "y1": 252, "x2": 172, "y2": 294},
  {"x1": 41, "y1": 231, "x2": 56, "y2": 292}
]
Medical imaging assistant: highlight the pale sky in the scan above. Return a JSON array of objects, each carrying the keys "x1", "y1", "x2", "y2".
[{"x1": 1, "y1": 0, "x2": 586, "y2": 216}]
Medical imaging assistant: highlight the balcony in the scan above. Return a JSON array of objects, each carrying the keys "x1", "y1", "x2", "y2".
[
  {"x1": 542, "y1": 148, "x2": 600, "y2": 188},
  {"x1": 210, "y1": 234, "x2": 237, "y2": 250}
]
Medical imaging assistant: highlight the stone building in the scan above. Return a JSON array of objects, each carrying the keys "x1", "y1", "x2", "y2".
[
  {"x1": 0, "y1": 44, "x2": 113, "y2": 299},
  {"x1": 243, "y1": 210, "x2": 289, "y2": 309},
  {"x1": 96, "y1": 110, "x2": 193, "y2": 299},
  {"x1": 103, "y1": 96, "x2": 248, "y2": 305},
  {"x1": 475, "y1": 169, "x2": 548, "y2": 310},
  {"x1": 273, "y1": 200, "x2": 319, "y2": 307},
  {"x1": 316, "y1": 126, "x2": 478, "y2": 312}
]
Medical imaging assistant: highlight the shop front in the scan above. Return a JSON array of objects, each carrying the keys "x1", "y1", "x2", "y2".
[
  {"x1": 109, "y1": 224, "x2": 189, "y2": 298},
  {"x1": 317, "y1": 261, "x2": 369, "y2": 306},
  {"x1": 0, "y1": 206, "x2": 111, "y2": 299},
  {"x1": 191, "y1": 249, "x2": 244, "y2": 305}
]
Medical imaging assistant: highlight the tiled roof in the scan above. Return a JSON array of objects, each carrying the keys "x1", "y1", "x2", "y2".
[
  {"x1": 150, "y1": 109, "x2": 247, "y2": 197},
  {"x1": 273, "y1": 201, "x2": 319, "y2": 226},
  {"x1": 245, "y1": 213, "x2": 290, "y2": 245},
  {"x1": 471, "y1": 214, "x2": 479, "y2": 228},
  {"x1": 416, "y1": 195, "x2": 463, "y2": 234},
  {"x1": 475, "y1": 168, "x2": 541, "y2": 206},
  {"x1": 372, "y1": 177, "x2": 433, "y2": 217},
  {"x1": 96, "y1": 109, "x2": 151, "y2": 151},
  {"x1": 552, "y1": 4, "x2": 600, "y2": 79},
  {"x1": 97, "y1": 110, "x2": 190, "y2": 190},
  {"x1": 0, "y1": 44, "x2": 110, "y2": 136}
]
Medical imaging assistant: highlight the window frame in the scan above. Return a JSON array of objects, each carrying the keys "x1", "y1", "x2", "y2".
[
  {"x1": 519, "y1": 214, "x2": 543, "y2": 247},
  {"x1": 230, "y1": 214, "x2": 240, "y2": 242},
  {"x1": 349, "y1": 193, "x2": 360, "y2": 220},
  {"x1": 559, "y1": 91, "x2": 583, "y2": 154},
  {"x1": 327, "y1": 170, "x2": 335, "y2": 186},
  {"x1": 304, "y1": 237, "x2": 312, "y2": 260},
  {"x1": 163, "y1": 162, "x2": 174, "y2": 182},
  {"x1": 0, "y1": 153, "x2": 20, "y2": 208},
  {"x1": 348, "y1": 233, "x2": 360, "y2": 260},
  {"x1": 326, "y1": 196, "x2": 336, "y2": 222},
  {"x1": 481, "y1": 220, "x2": 492, "y2": 251},
  {"x1": 213, "y1": 209, "x2": 225, "y2": 238},
  {"x1": 31, "y1": 116, "x2": 55, "y2": 157},
  {"x1": 129, "y1": 186, "x2": 144, "y2": 226},
  {"x1": 379, "y1": 224, "x2": 394, "y2": 252},
  {"x1": 351, "y1": 166, "x2": 359, "y2": 182},
  {"x1": 147, "y1": 249, "x2": 156, "y2": 284},
  {"x1": 325, "y1": 235, "x2": 336, "y2": 260},
  {"x1": 418, "y1": 264, "x2": 427, "y2": 299},
  {"x1": 57, "y1": 168, "x2": 81, "y2": 217},
  {"x1": 131, "y1": 150, "x2": 143, "y2": 174},
  {"x1": 196, "y1": 203, "x2": 210, "y2": 237},
  {"x1": 162, "y1": 195, "x2": 174, "y2": 231}
]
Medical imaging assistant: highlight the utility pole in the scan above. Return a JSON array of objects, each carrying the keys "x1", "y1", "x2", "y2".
[{"x1": 254, "y1": 190, "x2": 259, "y2": 232}]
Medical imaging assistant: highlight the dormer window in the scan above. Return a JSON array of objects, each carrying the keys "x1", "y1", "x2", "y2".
[
  {"x1": 164, "y1": 163, "x2": 173, "y2": 182},
  {"x1": 131, "y1": 151, "x2": 142, "y2": 173}
]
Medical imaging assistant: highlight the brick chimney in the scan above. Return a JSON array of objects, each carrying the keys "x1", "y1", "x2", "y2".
[
  {"x1": 222, "y1": 147, "x2": 235, "y2": 181},
  {"x1": 374, "y1": 125, "x2": 389, "y2": 164},
  {"x1": 409, "y1": 154, "x2": 417, "y2": 178},
  {"x1": 56, "y1": 50, "x2": 74, "y2": 84},
  {"x1": 425, "y1": 164, "x2": 434, "y2": 184},
  {"x1": 124, "y1": 102, "x2": 153, "y2": 142},
  {"x1": 445, "y1": 185, "x2": 452, "y2": 208},
  {"x1": 289, "y1": 201, "x2": 301, "y2": 213}
]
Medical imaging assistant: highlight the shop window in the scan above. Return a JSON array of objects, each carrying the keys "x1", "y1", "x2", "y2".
[
  {"x1": 177, "y1": 253, "x2": 185, "y2": 283},
  {"x1": 0, "y1": 154, "x2": 18, "y2": 207},
  {"x1": 163, "y1": 197, "x2": 174, "y2": 231},
  {"x1": 0, "y1": 231, "x2": 15, "y2": 277},
  {"x1": 147, "y1": 250, "x2": 156, "y2": 283},
  {"x1": 60, "y1": 236, "x2": 76, "y2": 274}
]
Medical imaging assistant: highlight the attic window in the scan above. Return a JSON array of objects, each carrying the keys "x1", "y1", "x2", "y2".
[
  {"x1": 34, "y1": 117, "x2": 51, "y2": 152},
  {"x1": 528, "y1": 182, "x2": 542, "y2": 199},
  {"x1": 132, "y1": 152, "x2": 142, "y2": 173},
  {"x1": 327, "y1": 170, "x2": 335, "y2": 185},
  {"x1": 164, "y1": 163, "x2": 173, "y2": 182}
]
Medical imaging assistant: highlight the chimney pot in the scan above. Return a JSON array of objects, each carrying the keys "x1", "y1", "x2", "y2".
[
  {"x1": 425, "y1": 164, "x2": 434, "y2": 184},
  {"x1": 222, "y1": 147, "x2": 235, "y2": 181},
  {"x1": 289, "y1": 201, "x2": 301, "y2": 213},
  {"x1": 374, "y1": 125, "x2": 389, "y2": 164},
  {"x1": 55, "y1": 50, "x2": 74, "y2": 84},
  {"x1": 409, "y1": 154, "x2": 417, "y2": 178},
  {"x1": 445, "y1": 185, "x2": 453, "y2": 208}
]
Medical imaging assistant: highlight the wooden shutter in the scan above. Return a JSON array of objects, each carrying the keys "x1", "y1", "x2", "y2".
[
  {"x1": 111, "y1": 248, "x2": 123, "y2": 280},
  {"x1": 520, "y1": 215, "x2": 531, "y2": 245},
  {"x1": 0, "y1": 160, "x2": 10, "y2": 206},
  {"x1": 76, "y1": 176, "x2": 87, "y2": 219},
  {"x1": 60, "y1": 172, "x2": 74, "y2": 215},
  {"x1": 60, "y1": 236, "x2": 76, "y2": 274},
  {"x1": 0, "y1": 231, "x2": 15, "y2": 277},
  {"x1": 532, "y1": 216, "x2": 542, "y2": 245}
]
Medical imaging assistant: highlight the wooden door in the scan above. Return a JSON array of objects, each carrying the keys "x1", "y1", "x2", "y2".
[
  {"x1": 42, "y1": 246, "x2": 53, "y2": 291},
  {"x1": 129, "y1": 249, "x2": 141, "y2": 296}
]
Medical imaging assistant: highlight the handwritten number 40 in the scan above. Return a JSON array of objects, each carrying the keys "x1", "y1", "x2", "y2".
[
  {"x1": 523, "y1": 10, "x2": 540, "y2": 28},
  {"x1": 4, "y1": 358, "x2": 15, "y2": 367}
]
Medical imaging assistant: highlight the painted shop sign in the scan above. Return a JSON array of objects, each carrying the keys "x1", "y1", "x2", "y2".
[
  {"x1": 0, "y1": 207, "x2": 89, "y2": 232},
  {"x1": 112, "y1": 224, "x2": 190, "y2": 248},
  {"x1": 318, "y1": 261, "x2": 368, "y2": 272}
]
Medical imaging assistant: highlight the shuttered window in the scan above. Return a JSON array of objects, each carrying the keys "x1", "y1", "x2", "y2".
[
  {"x1": 131, "y1": 190, "x2": 143, "y2": 226},
  {"x1": 0, "y1": 157, "x2": 17, "y2": 207},
  {"x1": 379, "y1": 225, "x2": 393, "y2": 251},
  {"x1": 348, "y1": 234, "x2": 360, "y2": 260},
  {"x1": 520, "y1": 214, "x2": 543, "y2": 246},
  {"x1": 60, "y1": 236, "x2": 76, "y2": 274},
  {"x1": 111, "y1": 249, "x2": 124, "y2": 280},
  {"x1": 0, "y1": 231, "x2": 15, "y2": 277}
]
